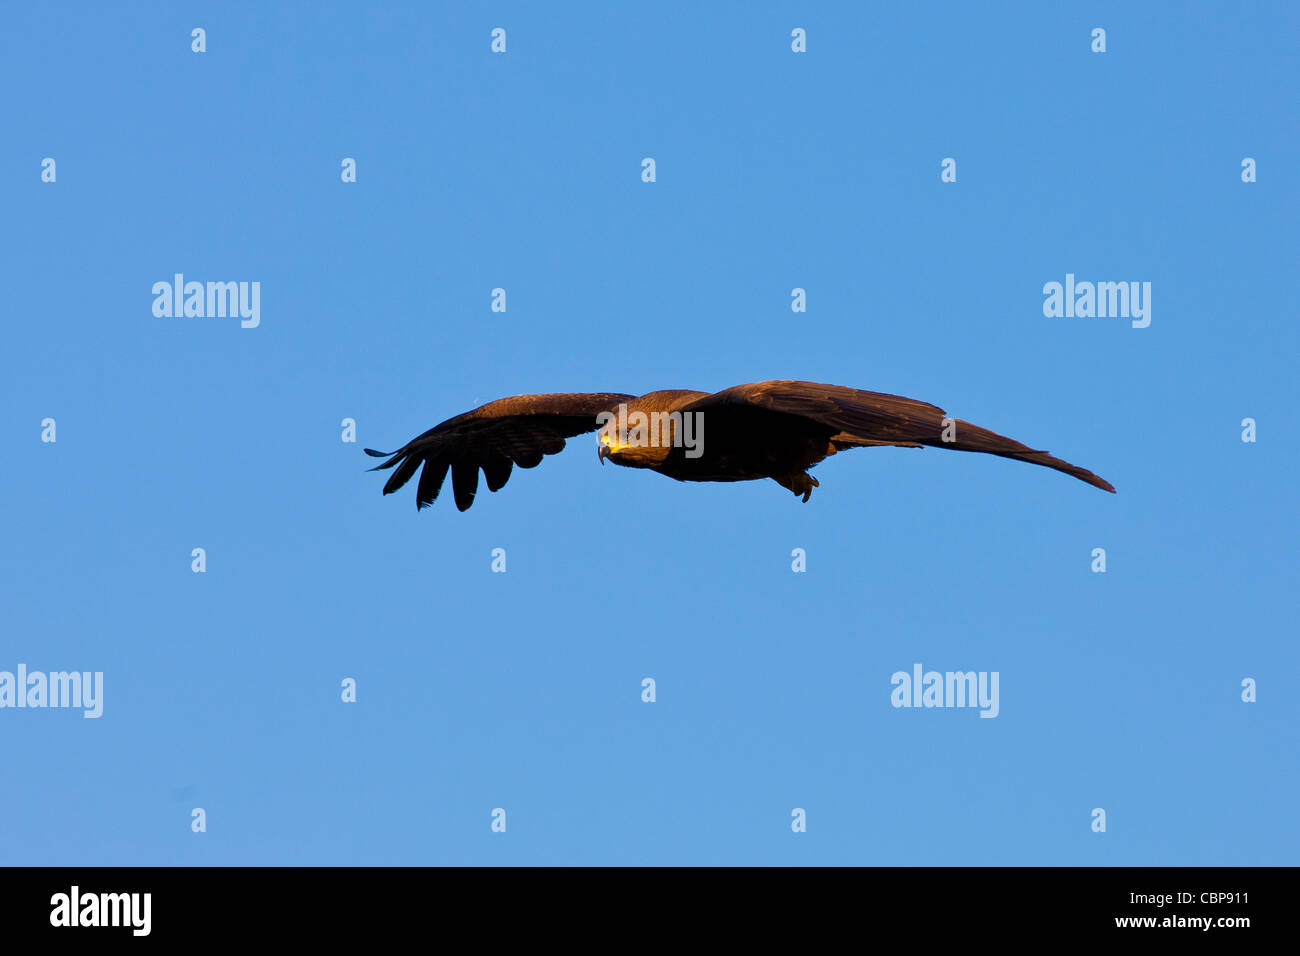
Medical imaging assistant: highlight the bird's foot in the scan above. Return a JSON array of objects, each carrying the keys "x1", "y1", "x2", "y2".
[{"x1": 773, "y1": 473, "x2": 820, "y2": 502}]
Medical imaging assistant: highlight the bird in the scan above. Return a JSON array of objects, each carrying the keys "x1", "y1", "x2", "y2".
[{"x1": 364, "y1": 380, "x2": 1114, "y2": 512}]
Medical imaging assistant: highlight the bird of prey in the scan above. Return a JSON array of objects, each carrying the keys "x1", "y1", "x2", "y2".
[{"x1": 365, "y1": 380, "x2": 1114, "y2": 512}]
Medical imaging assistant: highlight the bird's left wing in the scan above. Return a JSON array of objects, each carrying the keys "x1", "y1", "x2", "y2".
[
  {"x1": 683, "y1": 380, "x2": 1114, "y2": 492},
  {"x1": 365, "y1": 392, "x2": 634, "y2": 511}
]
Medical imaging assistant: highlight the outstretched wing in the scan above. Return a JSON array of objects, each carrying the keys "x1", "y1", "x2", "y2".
[
  {"x1": 366, "y1": 392, "x2": 634, "y2": 511},
  {"x1": 683, "y1": 380, "x2": 1115, "y2": 492}
]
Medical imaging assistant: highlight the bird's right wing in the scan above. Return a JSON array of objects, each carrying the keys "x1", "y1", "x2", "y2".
[{"x1": 366, "y1": 392, "x2": 634, "y2": 511}]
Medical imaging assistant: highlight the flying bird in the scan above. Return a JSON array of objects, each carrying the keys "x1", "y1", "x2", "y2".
[{"x1": 365, "y1": 380, "x2": 1114, "y2": 512}]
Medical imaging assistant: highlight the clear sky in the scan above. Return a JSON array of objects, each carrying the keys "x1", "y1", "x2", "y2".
[{"x1": 2, "y1": 2, "x2": 1296, "y2": 866}]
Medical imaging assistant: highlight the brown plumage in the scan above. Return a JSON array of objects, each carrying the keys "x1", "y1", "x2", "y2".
[{"x1": 365, "y1": 380, "x2": 1114, "y2": 512}]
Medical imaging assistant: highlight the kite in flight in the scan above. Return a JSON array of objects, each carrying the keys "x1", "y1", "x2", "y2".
[{"x1": 365, "y1": 380, "x2": 1114, "y2": 512}]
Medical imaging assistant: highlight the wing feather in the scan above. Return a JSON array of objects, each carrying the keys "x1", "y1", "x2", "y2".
[
  {"x1": 415, "y1": 458, "x2": 450, "y2": 509},
  {"x1": 366, "y1": 392, "x2": 633, "y2": 511}
]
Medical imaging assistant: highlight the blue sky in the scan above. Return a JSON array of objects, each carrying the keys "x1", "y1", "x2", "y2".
[{"x1": 2, "y1": 2, "x2": 1296, "y2": 865}]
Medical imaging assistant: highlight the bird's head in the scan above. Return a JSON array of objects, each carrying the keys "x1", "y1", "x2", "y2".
[
  {"x1": 597, "y1": 425, "x2": 667, "y2": 469},
  {"x1": 596, "y1": 401, "x2": 679, "y2": 469}
]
